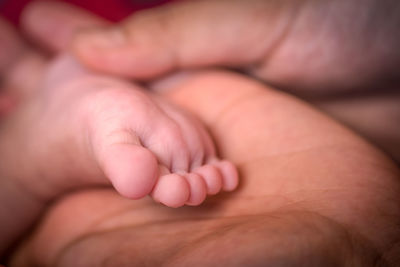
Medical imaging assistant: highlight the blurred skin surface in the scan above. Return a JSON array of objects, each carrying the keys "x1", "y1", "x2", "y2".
[{"x1": 0, "y1": 1, "x2": 399, "y2": 266}]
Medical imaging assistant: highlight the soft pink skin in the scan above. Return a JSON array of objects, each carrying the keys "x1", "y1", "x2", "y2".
[
  {"x1": 0, "y1": 54, "x2": 239, "y2": 257},
  {"x1": 2, "y1": 53, "x2": 238, "y2": 207}
]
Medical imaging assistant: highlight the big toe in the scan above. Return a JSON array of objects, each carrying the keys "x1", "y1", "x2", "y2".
[{"x1": 101, "y1": 144, "x2": 159, "y2": 199}]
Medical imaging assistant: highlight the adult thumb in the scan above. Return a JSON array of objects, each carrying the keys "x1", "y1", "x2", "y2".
[{"x1": 72, "y1": 0, "x2": 298, "y2": 79}]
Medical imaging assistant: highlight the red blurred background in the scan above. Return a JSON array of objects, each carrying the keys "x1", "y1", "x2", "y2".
[{"x1": 0, "y1": 0, "x2": 178, "y2": 25}]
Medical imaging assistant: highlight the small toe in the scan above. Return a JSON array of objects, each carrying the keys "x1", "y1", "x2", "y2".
[
  {"x1": 151, "y1": 173, "x2": 190, "y2": 208},
  {"x1": 184, "y1": 173, "x2": 207, "y2": 206},
  {"x1": 194, "y1": 164, "x2": 222, "y2": 195},
  {"x1": 213, "y1": 160, "x2": 239, "y2": 192}
]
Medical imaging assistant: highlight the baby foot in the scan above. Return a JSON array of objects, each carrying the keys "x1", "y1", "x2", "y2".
[
  {"x1": 36, "y1": 55, "x2": 238, "y2": 207},
  {"x1": 87, "y1": 83, "x2": 238, "y2": 207}
]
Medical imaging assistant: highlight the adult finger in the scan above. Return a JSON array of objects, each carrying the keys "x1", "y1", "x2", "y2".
[
  {"x1": 72, "y1": 0, "x2": 400, "y2": 96},
  {"x1": 71, "y1": 0, "x2": 298, "y2": 79},
  {"x1": 21, "y1": 1, "x2": 109, "y2": 53}
]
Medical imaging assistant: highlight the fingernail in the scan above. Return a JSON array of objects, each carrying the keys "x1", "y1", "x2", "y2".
[{"x1": 77, "y1": 28, "x2": 127, "y2": 50}]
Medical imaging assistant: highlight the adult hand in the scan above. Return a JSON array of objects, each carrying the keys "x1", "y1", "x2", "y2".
[
  {"x1": 9, "y1": 70, "x2": 400, "y2": 266},
  {"x1": 69, "y1": 0, "x2": 400, "y2": 94}
]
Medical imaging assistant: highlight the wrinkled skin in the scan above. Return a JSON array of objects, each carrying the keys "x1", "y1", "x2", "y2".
[{"x1": 9, "y1": 70, "x2": 400, "y2": 267}]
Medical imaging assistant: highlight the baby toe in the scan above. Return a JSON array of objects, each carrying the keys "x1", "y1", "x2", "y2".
[
  {"x1": 151, "y1": 173, "x2": 190, "y2": 208},
  {"x1": 184, "y1": 173, "x2": 207, "y2": 206},
  {"x1": 212, "y1": 160, "x2": 239, "y2": 192},
  {"x1": 193, "y1": 164, "x2": 223, "y2": 195}
]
